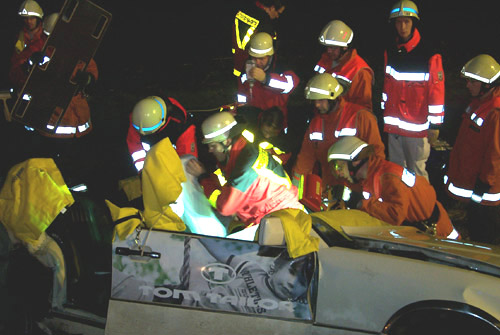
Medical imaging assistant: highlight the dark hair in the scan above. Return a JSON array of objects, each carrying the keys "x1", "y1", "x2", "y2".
[{"x1": 260, "y1": 106, "x2": 284, "y2": 130}]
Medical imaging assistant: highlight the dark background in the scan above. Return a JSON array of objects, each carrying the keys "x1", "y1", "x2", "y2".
[{"x1": 0, "y1": 0, "x2": 499, "y2": 202}]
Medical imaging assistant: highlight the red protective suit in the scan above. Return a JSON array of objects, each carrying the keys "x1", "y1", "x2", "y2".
[
  {"x1": 198, "y1": 135, "x2": 302, "y2": 226},
  {"x1": 361, "y1": 156, "x2": 454, "y2": 238},
  {"x1": 382, "y1": 29, "x2": 445, "y2": 138},
  {"x1": 126, "y1": 97, "x2": 198, "y2": 173},
  {"x1": 292, "y1": 99, "x2": 385, "y2": 190},
  {"x1": 314, "y1": 48, "x2": 374, "y2": 110},
  {"x1": 445, "y1": 87, "x2": 500, "y2": 206},
  {"x1": 237, "y1": 61, "x2": 299, "y2": 128}
]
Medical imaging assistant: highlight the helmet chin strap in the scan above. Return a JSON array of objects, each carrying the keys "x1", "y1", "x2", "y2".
[{"x1": 348, "y1": 158, "x2": 368, "y2": 182}]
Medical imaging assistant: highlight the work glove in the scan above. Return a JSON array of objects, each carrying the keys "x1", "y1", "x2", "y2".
[
  {"x1": 345, "y1": 190, "x2": 364, "y2": 210},
  {"x1": 73, "y1": 70, "x2": 96, "y2": 96},
  {"x1": 471, "y1": 178, "x2": 490, "y2": 203},
  {"x1": 23, "y1": 51, "x2": 46, "y2": 74}
]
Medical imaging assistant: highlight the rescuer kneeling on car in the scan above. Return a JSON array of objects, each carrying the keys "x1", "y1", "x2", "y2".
[
  {"x1": 327, "y1": 136, "x2": 459, "y2": 239},
  {"x1": 185, "y1": 111, "x2": 303, "y2": 232}
]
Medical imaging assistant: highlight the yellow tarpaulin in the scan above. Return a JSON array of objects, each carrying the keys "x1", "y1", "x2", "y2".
[{"x1": 0, "y1": 158, "x2": 74, "y2": 245}]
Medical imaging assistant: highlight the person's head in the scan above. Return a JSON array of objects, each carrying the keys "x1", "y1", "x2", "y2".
[
  {"x1": 42, "y1": 13, "x2": 58, "y2": 36},
  {"x1": 304, "y1": 73, "x2": 344, "y2": 114},
  {"x1": 248, "y1": 32, "x2": 274, "y2": 70},
  {"x1": 259, "y1": 0, "x2": 285, "y2": 19},
  {"x1": 260, "y1": 107, "x2": 284, "y2": 139},
  {"x1": 461, "y1": 54, "x2": 500, "y2": 97},
  {"x1": 268, "y1": 252, "x2": 312, "y2": 301},
  {"x1": 18, "y1": 0, "x2": 43, "y2": 31},
  {"x1": 132, "y1": 96, "x2": 167, "y2": 136},
  {"x1": 202, "y1": 112, "x2": 239, "y2": 163},
  {"x1": 389, "y1": 0, "x2": 419, "y2": 42},
  {"x1": 327, "y1": 136, "x2": 374, "y2": 183},
  {"x1": 318, "y1": 20, "x2": 353, "y2": 62}
]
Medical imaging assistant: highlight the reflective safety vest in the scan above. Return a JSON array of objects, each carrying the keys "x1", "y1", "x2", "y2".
[
  {"x1": 198, "y1": 135, "x2": 302, "y2": 225},
  {"x1": 381, "y1": 29, "x2": 445, "y2": 138},
  {"x1": 444, "y1": 87, "x2": 500, "y2": 206},
  {"x1": 314, "y1": 48, "x2": 374, "y2": 109}
]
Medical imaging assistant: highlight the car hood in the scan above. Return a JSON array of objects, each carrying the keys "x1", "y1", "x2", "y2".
[{"x1": 341, "y1": 225, "x2": 500, "y2": 273}]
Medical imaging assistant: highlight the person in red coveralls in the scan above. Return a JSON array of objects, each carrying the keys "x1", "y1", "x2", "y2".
[
  {"x1": 444, "y1": 54, "x2": 500, "y2": 244},
  {"x1": 381, "y1": 0, "x2": 445, "y2": 181},
  {"x1": 236, "y1": 32, "x2": 299, "y2": 128},
  {"x1": 328, "y1": 136, "x2": 459, "y2": 239},
  {"x1": 185, "y1": 111, "x2": 302, "y2": 230},
  {"x1": 126, "y1": 96, "x2": 198, "y2": 173},
  {"x1": 313, "y1": 20, "x2": 374, "y2": 110},
  {"x1": 291, "y1": 73, "x2": 385, "y2": 196}
]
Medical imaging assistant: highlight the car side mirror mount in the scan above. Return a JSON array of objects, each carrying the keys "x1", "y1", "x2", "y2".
[{"x1": 258, "y1": 216, "x2": 286, "y2": 247}]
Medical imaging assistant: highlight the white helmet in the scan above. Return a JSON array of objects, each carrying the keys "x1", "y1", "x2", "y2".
[
  {"x1": 389, "y1": 0, "x2": 420, "y2": 20},
  {"x1": 18, "y1": 0, "x2": 44, "y2": 19},
  {"x1": 461, "y1": 54, "x2": 500, "y2": 84},
  {"x1": 132, "y1": 96, "x2": 167, "y2": 135},
  {"x1": 248, "y1": 32, "x2": 274, "y2": 58},
  {"x1": 318, "y1": 20, "x2": 353, "y2": 47},
  {"x1": 201, "y1": 112, "x2": 238, "y2": 144},
  {"x1": 304, "y1": 73, "x2": 344, "y2": 100},
  {"x1": 327, "y1": 136, "x2": 368, "y2": 162},
  {"x1": 43, "y1": 13, "x2": 58, "y2": 35}
]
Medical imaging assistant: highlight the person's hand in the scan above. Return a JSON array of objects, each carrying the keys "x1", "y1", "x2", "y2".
[
  {"x1": 185, "y1": 158, "x2": 206, "y2": 178},
  {"x1": 249, "y1": 67, "x2": 266, "y2": 83},
  {"x1": 427, "y1": 129, "x2": 439, "y2": 147}
]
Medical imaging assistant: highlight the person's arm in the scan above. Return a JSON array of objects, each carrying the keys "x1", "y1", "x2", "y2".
[{"x1": 356, "y1": 109, "x2": 386, "y2": 160}]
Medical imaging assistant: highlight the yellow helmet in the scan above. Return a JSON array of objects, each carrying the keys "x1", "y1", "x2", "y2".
[
  {"x1": 327, "y1": 136, "x2": 368, "y2": 162},
  {"x1": 132, "y1": 96, "x2": 167, "y2": 135},
  {"x1": 318, "y1": 20, "x2": 353, "y2": 47},
  {"x1": 201, "y1": 112, "x2": 238, "y2": 144},
  {"x1": 389, "y1": 0, "x2": 419, "y2": 20},
  {"x1": 461, "y1": 54, "x2": 500, "y2": 84},
  {"x1": 18, "y1": 0, "x2": 44, "y2": 19},
  {"x1": 248, "y1": 32, "x2": 274, "y2": 58},
  {"x1": 43, "y1": 13, "x2": 58, "y2": 35},
  {"x1": 304, "y1": 73, "x2": 344, "y2": 100}
]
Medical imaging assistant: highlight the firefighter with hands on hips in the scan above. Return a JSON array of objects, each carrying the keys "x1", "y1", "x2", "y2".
[
  {"x1": 314, "y1": 20, "x2": 374, "y2": 110},
  {"x1": 231, "y1": 0, "x2": 285, "y2": 78},
  {"x1": 328, "y1": 136, "x2": 459, "y2": 239},
  {"x1": 444, "y1": 54, "x2": 500, "y2": 244},
  {"x1": 126, "y1": 96, "x2": 198, "y2": 173},
  {"x1": 9, "y1": 0, "x2": 45, "y2": 91},
  {"x1": 291, "y1": 73, "x2": 385, "y2": 199},
  {"x1": 381, "y1": 0, "x2": 445, "y2": 181},
  {"x1": 185, "y1": 111, "x2": 303, "y2": 230},
  {"x1": 237, "y1": 32, "x2": 299, "y2": 128}
]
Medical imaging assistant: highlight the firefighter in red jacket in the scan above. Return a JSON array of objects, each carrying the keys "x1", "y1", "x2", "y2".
[
  {"x1": 9, "y1": 0, "x2": 45, "y2": 90},
  {"x1": 231, "y1": 0, "x2": 285, "y2": 77},
  {"x1": 381, "y1": 0, "x2": 445, "y2": 180},
  {"x1": 126, "y1": 96, "x2": 198, "y2": 173},
  {"x1": 314, "y1": 20, "x2": 374, "y2": 110},
  {"x1": 185, "y1": 111, "x2": 302, "y2": 228},
  {"x1": 237, "y1": 32, "x2": 299, "y2": 128},
  {"x1": 444, "y1": 54, "x2": 500, "y2": 244},
  {"x1": 328, "y1": 136, "x2": 458, "y2": 239},
  {"x1": 292, "y1": 73, "x2": 385, "y2": 194}
]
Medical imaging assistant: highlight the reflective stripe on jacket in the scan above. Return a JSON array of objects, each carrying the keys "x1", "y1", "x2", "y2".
[
  {"x1": 445, "y1": 87, "x2": 500, "y2": 206},
  {"x1": 314, "y1": 48, "x2": 374, "y2": 110},
  {"x1": 293, "y1": 99, "x2": 385, "y2": 190},
  {"x1": 361, "y1": 156, "x2": 453, "y2": 238},
  {"x1": 381, "y1": 29, "x2": 445, "y2": 138}
]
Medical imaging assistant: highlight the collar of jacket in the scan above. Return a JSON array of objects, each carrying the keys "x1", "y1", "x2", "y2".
[{"x1": 396, "y1": 28, "x2": 421, "y2": 53}]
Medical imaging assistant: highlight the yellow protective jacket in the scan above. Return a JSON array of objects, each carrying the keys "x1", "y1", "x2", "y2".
[{"x1": 0, "y1": 158, "x2": 74, "y2": 246}]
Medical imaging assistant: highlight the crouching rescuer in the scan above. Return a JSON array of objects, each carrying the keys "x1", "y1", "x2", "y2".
[
  {"x1": 185, "y1": 111, "x2": 303, "y2": 231},
  {"x1": 327, "y1": 136, "x2": 459, "y2": 239}
]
